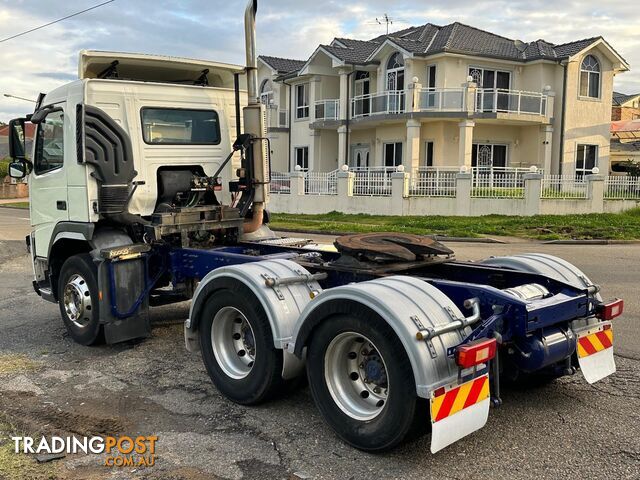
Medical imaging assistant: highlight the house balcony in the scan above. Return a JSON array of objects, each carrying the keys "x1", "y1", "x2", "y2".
[
  {"x1": 346, "y1": 87, "x2": 551, "y2": 126},
  {"x1": 474, "y1": 89, "x2": 548, "y2": 117},
  {"x1": 266, "y1": 106, "x2": 289, "y2": 129},
  {"x1": 314, "y1": 99, "x2": 340, "y2": 121}
]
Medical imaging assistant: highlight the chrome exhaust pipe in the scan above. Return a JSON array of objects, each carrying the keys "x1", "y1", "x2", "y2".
[{"x1": 244, "y1": 0, "x2": 259, "y2": 106}]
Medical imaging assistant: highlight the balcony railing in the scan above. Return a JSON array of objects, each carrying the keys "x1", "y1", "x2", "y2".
[
  {"x1": 314, "y1": 99, "x2": 340, "y2": 121},
  {"x1": 475, "y1": 89, "x2": 547, "y2": 116},
  {"x1": 266, "y1": 106, "x2": 289, "y2": 128},
  {"x1": 352, "y1": 90, "x2": 406, "y2": 118},
  {"x1": 417, "y1": 88, "x2": 466, "y2": 112}
]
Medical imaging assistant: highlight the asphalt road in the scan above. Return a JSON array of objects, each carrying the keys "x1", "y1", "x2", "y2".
[{"x1": 0, "y1": 207, "x2": 638, "y2": 479}]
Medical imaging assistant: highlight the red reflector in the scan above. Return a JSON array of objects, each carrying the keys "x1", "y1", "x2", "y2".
[
  {"x1": 603, "y1": 324, "x2": 612, "y2": 331},
  {"x1": 434, "y1": 386, "x2": 446, "y2": 397},
  {"x1": 213, "y1": 185, "x2": 223, "y2": 191},
  {"x1": 456, "y1": 338, "x2": 497, "y2": 369},
  {"x1": 597, "y1": 299, "x2": 624, "y2": 321}
]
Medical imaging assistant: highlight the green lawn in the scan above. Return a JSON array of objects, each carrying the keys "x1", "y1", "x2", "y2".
[
  {"x1": 1, "y1": 201, "x2": 29, "y2": 209},
  {"x1": 270, "y1": 209, "x2": 640, "y2": 240}
]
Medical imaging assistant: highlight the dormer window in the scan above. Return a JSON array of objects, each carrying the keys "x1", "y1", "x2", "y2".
[{"x1": 580, "y1": 55, "x2": 600, "y2": 99}]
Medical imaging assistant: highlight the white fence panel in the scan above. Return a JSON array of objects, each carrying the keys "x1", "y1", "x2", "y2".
[
  {"x1": 305, "y1": 170, "x2": 338, "y2": 195},
  {"x1": 410, "y1": 167, "x2": 458, "y2": 197},
  {"x1": 270, "y1": 172, "x2": 291, "y2": 194},
  {"x1": 352, "y1": 167, "x2": 395, "y2": 196},
  {"x1": 541, "y1": 175, "x2": 587, "y2": 199},
  {"x1": 605, "y1": 176, "x2": 640, "y2": 200}
]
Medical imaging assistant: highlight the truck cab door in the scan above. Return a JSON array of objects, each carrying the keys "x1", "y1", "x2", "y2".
[{"x1": 30, "y1": 107, "x2": 69, "y2": 258}]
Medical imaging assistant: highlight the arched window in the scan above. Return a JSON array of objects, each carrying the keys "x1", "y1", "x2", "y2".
[
  {"x1": 259, "y1": 79, "x2": 274, "y2": 105},
  {"x1": 580, "y1": 55, "x2": 600, "y2": 98},
  {"x1": 386, "y1": 52, "x2": 405, "y2": 93},
  {"x1": 386, "y1": 52, "x2": 404, "y2": 70}
]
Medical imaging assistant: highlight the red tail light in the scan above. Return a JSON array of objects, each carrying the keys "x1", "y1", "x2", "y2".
[
  {"x1": 456, "y1": 338, "x2": 497, "y2": 369},
  {"x1": 596, "y1": 299, "x2": 624, "y2": 321}
]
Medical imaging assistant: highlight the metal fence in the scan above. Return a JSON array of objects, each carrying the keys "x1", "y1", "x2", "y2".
[
  {"x1": 475, "y1": 89, "x2": 547, "y2": 116},
  {"x1": 270, "y1": 172, "x2": 290, "y2": 194},
  {"x1": 417, "y1": 88, "x2": 465, "y2": 112},
  {"x1": 352, "y1": 166, "x2": 395, "y2": 196},
  {"x1": 541, "y1": 175, "x2": 588, "y2": 199},
  {"x1": 305, "y1": 170, "x2": 338, "y2": 195},
  {"x1": 604, "y1": 176, "x2": 640, "y2": 200},
  {"x1": 470, "y1": 167, "x2": 534, "y2": 198},
  {"x1": 409, "y1": 167, "x2": 458, "y2": 197}
]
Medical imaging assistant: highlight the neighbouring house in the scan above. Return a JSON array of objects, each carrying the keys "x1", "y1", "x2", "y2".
[
  {"x1": 612, "y1": 91, "x2": 640, "y2": 121},
  {"x1": 258, "y1": 22, "x2": 629, "y2": 178}
]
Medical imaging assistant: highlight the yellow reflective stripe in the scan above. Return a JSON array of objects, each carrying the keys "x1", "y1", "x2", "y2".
[
  {"x1": 431, "y1": 394, "x2": 445, "y2": 419},
  {"x1": 479, "y1": 376, "x2": 490, "y2": 401},
  {"x1": 577, "y1": 342, "x2": 589, "y2": 358},
  {"x1": 448, "y1": 379, "x2": 474, "y2": 417},
  {"x1": 589, "y1": 333, "x2": 605, "y2": 352},
  {"x1": 605, "y1": 329, "x2": 614, "y2": 343}
]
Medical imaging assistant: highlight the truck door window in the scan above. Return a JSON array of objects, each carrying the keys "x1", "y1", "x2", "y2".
[
  {"x1": 141, "y1": 108, "x2": 221, "y2": 145},
  {"x1": 34, "y1": 110, "x2": 65, "y2": 175}
]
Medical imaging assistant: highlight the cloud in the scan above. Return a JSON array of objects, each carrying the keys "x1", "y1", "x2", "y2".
[{"x1": 0, "y1": 0, "x2": 638, "y2": 121}]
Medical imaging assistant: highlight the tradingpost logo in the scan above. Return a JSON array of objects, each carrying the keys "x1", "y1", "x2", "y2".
[{"x1": 10, "y1": 435, "x2": 158, "y2": 467}]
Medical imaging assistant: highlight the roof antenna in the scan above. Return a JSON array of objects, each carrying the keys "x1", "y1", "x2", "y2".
[{"x1": 376, "y1": 14, "x2": 393, "y2": 35}]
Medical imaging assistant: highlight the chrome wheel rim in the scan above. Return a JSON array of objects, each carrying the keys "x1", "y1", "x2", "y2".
[
  {"x1": 324, "y1": 332, "x2": 389, "y2": 421},
  {"x1": 63, "y1": 274, "x2": 93, "y2": 328},
  {"x1": 211, "y1": 306, "x2": 256, "y2": 379}
]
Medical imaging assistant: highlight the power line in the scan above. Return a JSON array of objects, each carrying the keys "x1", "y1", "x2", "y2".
[{"x1": 0, "y1": 0, "x2": 116, "y2": 44}]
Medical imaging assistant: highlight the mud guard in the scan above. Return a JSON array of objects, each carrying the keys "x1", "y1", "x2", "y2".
[{"x1": 97, "y1": 256, "x2": 151, "y2": 344}]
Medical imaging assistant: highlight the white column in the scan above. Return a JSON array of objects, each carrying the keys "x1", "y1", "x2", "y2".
[
  {"x1": 586, "y1": 174, "x2": 605, "y2": 213},
  {"x1": 406, "y1": 119, "x2": 421, "y2": 172},
  {"x1": 458, "y1": 120, "x2": 475, "y2": 168},
  {"x1": 455, "y1": 172, "x2": 472, "y2": 216},
  {"x1": 338, "y1": 68, "x2": 351, "y2": 121},
  {"x1": 541, "y1": 125, "x2": 553, "y2": 174},
  {"x1": 462, "y1": 81, "x2": 477, "y2": 113},
  {"x1": 523, "y1": 173, "x2": 542, "y2": 216},
  {"x1": 309, "y1": 75, "x2": 321, "y2": 122},
  {"x1": 337, "y1": 170, "x2": 354, "y2": 198},
  {"x1": 338, "y1": 125, "x2": 348, "y2": 167},
  {"x1": 290, "y1": 171, "x2": 305, "y2": 196}
]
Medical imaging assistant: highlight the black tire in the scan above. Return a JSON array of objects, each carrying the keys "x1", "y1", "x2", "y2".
[
  {"x1": 306, "y1": 310, "x2": 428, "y2": 452},
  {"x1": 57, "y1": 253, "x2": 103, "y2": 346},
  {"x1": 198, "y1": 283, "x2": 284, "y2": 405}
]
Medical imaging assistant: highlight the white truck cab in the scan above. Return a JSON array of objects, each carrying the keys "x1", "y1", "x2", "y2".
[{"x1": 7, "y1": 49, "x2": 269, "y2": 345}]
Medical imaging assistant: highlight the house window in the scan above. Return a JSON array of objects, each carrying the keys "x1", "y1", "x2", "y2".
[
  {"x1": 471, "y1": 144, "x2": 508, "y2": 168},
  {"x1": 384, "y1": 142, "x2": 403, "y2": 167},
  {"x1": 354, "y1": 71, "x2": 371, "y2": 116},
  {"x1": 576, "y1": 144, "x2": 597, "y2": 177},
  {"x1": 424, "y1": 141, "x2": 434, "y2": 167},
  {"x1": 34, "y1": 109, "x2": 65, "y2": 175},
  {"x1": 260, "y1": 79, "x2": 274, "y2": 106},
  {"x1": 295, "y1": 83, "x2": 309, "y2": 119},
  {"x1": 426, "y1": 65, "x2": 437, "y2": 89},
  {"x1": 294, "y1": 146, "x2": 309, "y2": 170},
  {"x1": 386, "y1": 52, "x2": 405, "y2": 91},
  {"x1": 580, "y1": 55, "x2": 600, "y2": 98},
  {"x1": 469, "y1": 67, "x2": 511, "y2": 111}
]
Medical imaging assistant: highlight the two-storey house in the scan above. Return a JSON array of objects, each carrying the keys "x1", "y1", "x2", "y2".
[{"x1": 259, "y1": 22, "x2": 628, "y2": 178}]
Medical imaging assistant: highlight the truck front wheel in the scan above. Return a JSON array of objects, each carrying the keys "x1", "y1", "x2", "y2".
[
  {"x1": 57, "y1": 254, "x2": 103, "y2": 345},
  {"x1": 198, "y1": 284, "x2": 284, "y2": 405},
  {"x1": 306, "y1": 311, "x2": 428, "y2": 451}
]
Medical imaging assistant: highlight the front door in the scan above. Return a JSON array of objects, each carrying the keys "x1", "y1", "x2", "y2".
[
  {"x1": 30, "y1": 106, "x2": 70, "y2": 258},
  {"x1": 470, "y1": 67, "x2": 511, "y2": 112},
  {"x1": 350, "y1": 145, "x2": 370, "y2": 169}
]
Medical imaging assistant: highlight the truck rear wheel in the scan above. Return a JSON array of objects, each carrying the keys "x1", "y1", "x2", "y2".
[
  {"x1": 306, "y1": 311, "x2": 427, "y2": 451},
  {"x1": 198, "y1": 285, "x2": 284, "y2": 405},
  {"x1": 58, "y1": 254, "x2": 103, "y2": 346}
]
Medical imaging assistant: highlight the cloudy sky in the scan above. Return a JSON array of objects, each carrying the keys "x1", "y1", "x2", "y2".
[{"x1": 1, "y1": 0, "x2": 638, "y2": 121}]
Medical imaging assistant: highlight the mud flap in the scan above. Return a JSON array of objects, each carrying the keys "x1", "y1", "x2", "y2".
[
  {"x1": 430, "y1": 374, "x2": 490, "y2": 453},
  {"x1": 97, "y1": 256, "x2": 151, "y2": 344},
  {"x1": 575, "y1": 323, "x2": 615, "y2": 384}
]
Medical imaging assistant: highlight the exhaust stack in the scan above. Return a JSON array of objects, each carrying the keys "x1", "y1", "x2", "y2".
[{"x1": 242, "y1": 0, "x2": 267, "y2": 234}]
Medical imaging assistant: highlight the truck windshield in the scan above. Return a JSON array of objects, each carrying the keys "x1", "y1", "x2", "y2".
[{"x1": 141, "y1": 108, "x2": 221, "y2": 145}]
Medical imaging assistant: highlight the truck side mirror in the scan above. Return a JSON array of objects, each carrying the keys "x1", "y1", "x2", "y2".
[
  {"x1": 8, "y1": 118, "x2": 27, "y2": 160},
  {"x1": 8, "y1": 160, "x2": 31, "y2": 179}
]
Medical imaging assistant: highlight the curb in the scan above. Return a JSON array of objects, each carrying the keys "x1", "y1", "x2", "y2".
[
  {"x1": 543, "y1": 239, "x2": 640, "y2": 245},
  {"x1": 0, "y1": 204, "x2": 29, "y2": 210},
  {"x1": 272, "y1": 227, "x2": 505, "y2": 244}
]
